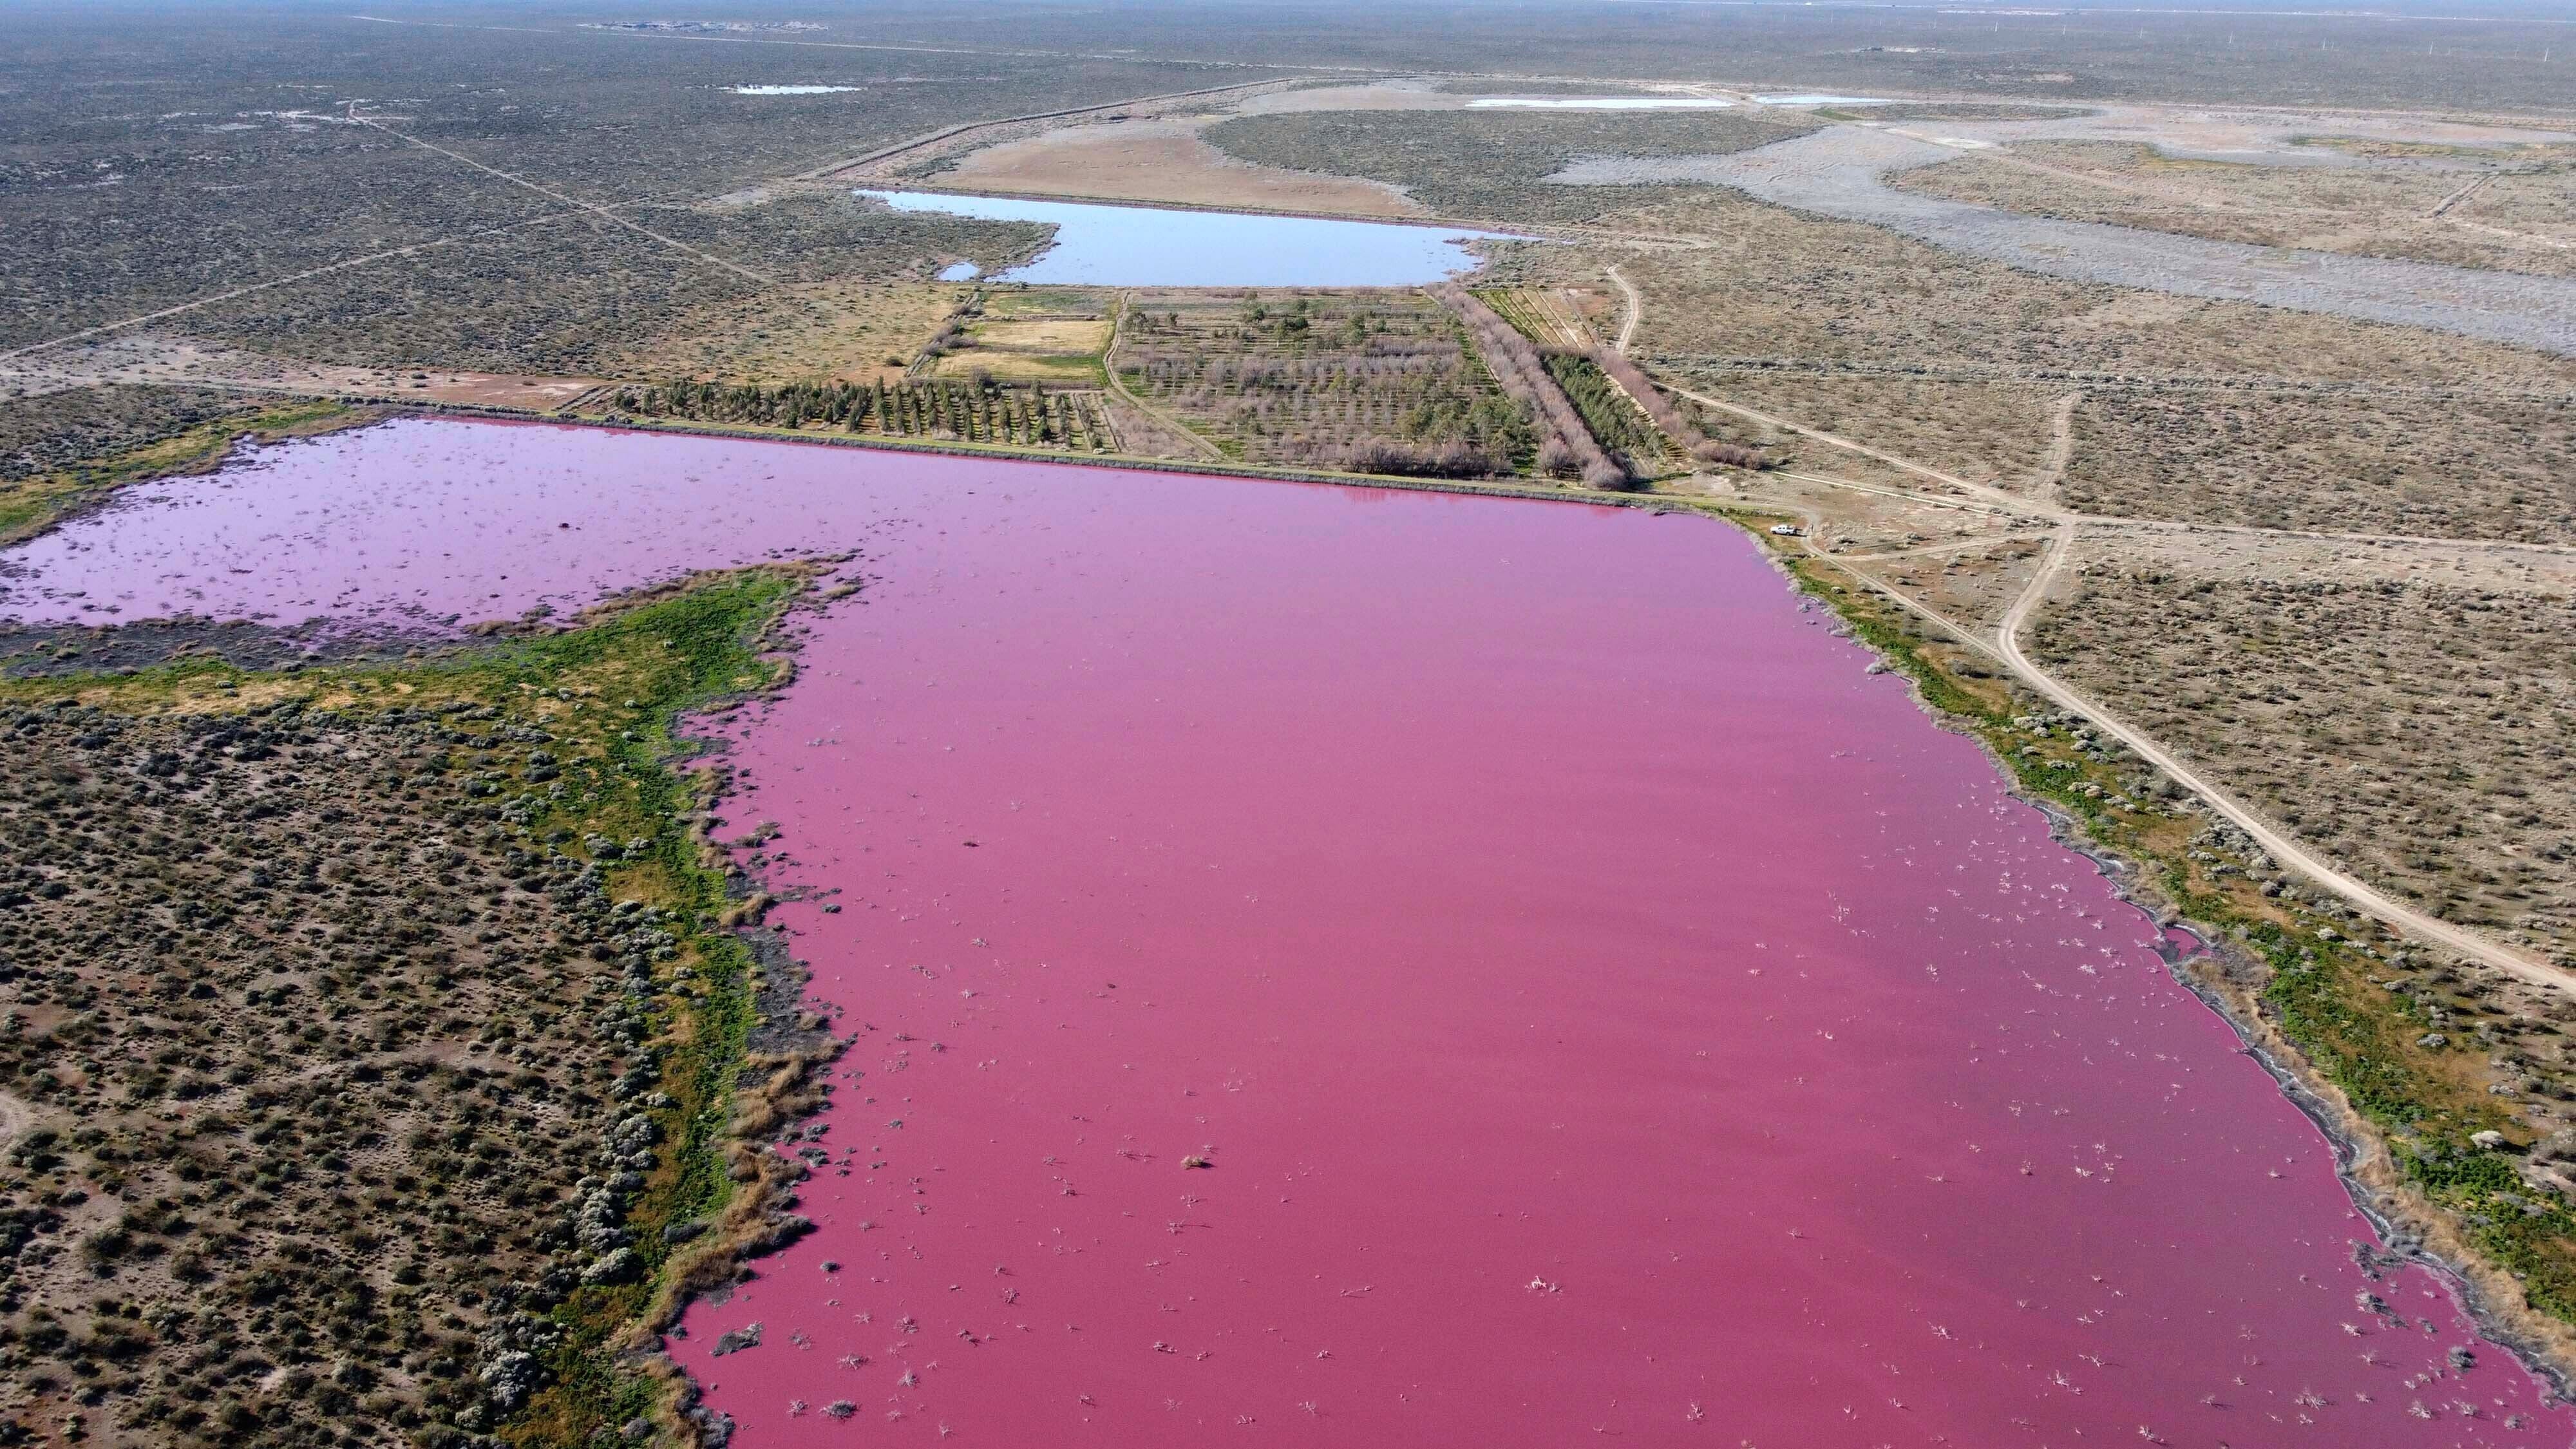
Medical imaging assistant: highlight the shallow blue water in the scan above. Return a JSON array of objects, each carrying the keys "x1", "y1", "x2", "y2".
[{"x1": 861, "y1": 190, "x2": 1526, "y2": 287}]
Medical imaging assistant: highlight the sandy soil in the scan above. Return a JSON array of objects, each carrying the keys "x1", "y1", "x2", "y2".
[
  {"x1": 934, "y1": 115, "x2": 1426, "y2": 216},
  {"x1": 1744, "y1": 468, "x2": 2036, "y2": 556},
  {"x1": 608, "y1": 278, "x2": 960, "y2": 385},
  {"x1": 0, "y1": 1086, "x2": 29, "y2": 1150}
]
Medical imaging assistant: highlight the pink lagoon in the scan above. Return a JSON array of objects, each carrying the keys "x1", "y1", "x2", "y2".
[{"x1": 5, "y1": 419, "x2": 2563, "y2": 1446}]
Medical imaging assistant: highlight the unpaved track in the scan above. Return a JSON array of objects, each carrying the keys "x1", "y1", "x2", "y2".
[
  {"x1": 1991, "y1": 523, "x2": 2562, "y2": 987},
  {"x1": 2022, "y1": 390, "x2": 2080, "y2": 504},
  {"x1": 1837, "y1": 535, "x2": 2032, "y2": 564},
  {"x1": 1644, "y1": 354, "x2": 2576, "y2": 406},
  {"x1": 350, "y1": 108, "x2": 779, "y2": 286},
  {"x1": 1670, "y1": 314, "x2": 2567, "y2": 983},
  {"x1": 1687, "y1": 382, "x2": 2576, "y2": 556},
  {"x1": 1102, "y1": 292, "x2": 1225, "y2": 460},
  {"x1": 0, "y1": 209, "x2": 587, "y2": 366},
  {"x1": 1674, "y1": 384, "x2": 2040, "y2": 513},
  {"x1": 1606, "y1": 263, "x2": 1642, "y2": 354}
]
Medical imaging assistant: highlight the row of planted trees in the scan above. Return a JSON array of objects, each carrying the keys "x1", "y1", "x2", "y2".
[
  {"x1": 1431, "y1": 283, "x2": 1632, "y2": 490},
  {"x1": 1591, "y1": 349, "x2": 1769, "y2": 470},
  {"x1": 609, "y1": 377, "x2": 1114, "y2": 452}
]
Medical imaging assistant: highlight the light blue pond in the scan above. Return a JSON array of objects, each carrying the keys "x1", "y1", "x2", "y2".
[{"x1": 861, "y1": 190, "x2": 1526, "y2": 287}]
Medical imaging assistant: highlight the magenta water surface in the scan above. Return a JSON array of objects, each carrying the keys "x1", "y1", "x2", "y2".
[{"x1": 5, "y1": 420, "x2": 2562, "y2": 1446}]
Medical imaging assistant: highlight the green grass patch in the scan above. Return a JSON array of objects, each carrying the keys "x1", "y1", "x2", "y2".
[
  {"x1": 1540, "y1": 351, "x2": 1667, "y2": 472},
  {"x1": 7, "y1": 568, "x2": 806, "y2": 1445},
  {"x1": 0, "y1": 397, "x2": 361, "y2": 546}
]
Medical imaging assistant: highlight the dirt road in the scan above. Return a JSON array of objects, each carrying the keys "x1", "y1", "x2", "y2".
[
  {"x1": 1991, "y1": 522, "x2": 2562, "y2": 987},
  {"x1": 1606, "y1": 263, "x2": 1642, "y2": 354}
]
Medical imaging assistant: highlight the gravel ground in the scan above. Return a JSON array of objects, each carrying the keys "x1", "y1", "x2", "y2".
[{"x1": 1551, "y1": 126, "x2": 2576, "y2": 356}]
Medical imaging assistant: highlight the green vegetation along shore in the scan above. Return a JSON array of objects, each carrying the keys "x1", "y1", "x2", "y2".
[
  {"x1": 1745, "y1": 520, "x2": 2576, "y2": 1375},
  {"x1": 0, "y1": 567, "x2": 834, "y2": 1447}
]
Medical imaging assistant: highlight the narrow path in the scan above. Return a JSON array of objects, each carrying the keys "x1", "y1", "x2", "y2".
[
  {"x1": 2022, "y1": 390, "x2": 2081, "y2": 505},
  {"x1": 1605, "y1": 263, "x2": 1642, "y2": 355},
  {"x1": 1836, "y1": 535, "x2": 2035, "y2": 564},
  {"x1": 1772, "y1": 469, "x2": 2025, "y2": 521},
  {"x1": 1687, "y1": 381, "x2": 2576, "y2": 555},
  {"x1": 1102, "y1": 292, "x2": 1226, "y2": 461},
  {"x1": 1672, "y1": 384, "x2": 2039, "y2": 513},
  {"x1": 1989, "y1": 524, "x2": 2561, "y2": 988},
  {"x1": 349, "y1": 108, "x2": 779, "y2": 287},
  {"x1": 1646, "y1": 354, "x2": 2576, "y2": 405},
  {"x1": 1677, "y1": 355, "x2": 2566, "y2": 983},
  {"x1": 0, "y1": 210, "x2": 585, "y2": 366},
  {"x1": 2430, "y1": 171, "x2": 2497, "y2": 219}
]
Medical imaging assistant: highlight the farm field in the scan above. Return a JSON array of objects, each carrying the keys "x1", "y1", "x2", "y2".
[
  {"x1": 1112, "y1": 289, "x2": 1538, "y2": 475},
  {"x1": 609, "y1": 375, "x2": 1119, "y2": 454},
  {"x1": 930, "y1": 288, "x2": 1116, "y2": 386}
]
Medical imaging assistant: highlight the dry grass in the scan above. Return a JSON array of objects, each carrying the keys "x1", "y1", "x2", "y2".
[
  {"x1": 1847, "y1": 537, "x2": 2055, "y2": 636},
  {"x1": 1475, "y1": 189, "x2": 2576, "y2": 543},
  {"x1": 1676, "y1": 372, "x2": 2067, "y2": 491},
  {"x1": 931, "y1": 316, "x2": 1113, "y2": 385},
  {"x1": 1528, "y1": 190, "x2": 2576, "y2": 392},
  {"x1": 0, "y1": 703, "x2": 618, "y2": 1444},
  {"x1": 0, "y1": 574, "x2": 809, "y2": 1448},
  {"x1": 2061, "y1": 391, "x2": 2576, "y2": 542},
  {"x1": 604, "y1": 278, "x2": 964, "y2": 386},
  {"x1": 2025, "y1": 554, "x2": 2576, "y2": 965}
]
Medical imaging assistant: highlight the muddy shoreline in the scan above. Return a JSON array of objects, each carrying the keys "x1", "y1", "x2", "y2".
[{"x1": 2041, "y1": 786, "x2": 2576, "y2": 1408}]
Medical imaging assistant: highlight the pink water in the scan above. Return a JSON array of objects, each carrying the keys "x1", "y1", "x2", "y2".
[{"x1": 5, "y1": 420, "x2": 2565, "y2": 1446}]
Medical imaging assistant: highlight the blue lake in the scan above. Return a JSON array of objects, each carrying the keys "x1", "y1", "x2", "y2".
[{"x1": 860, "y1": 190, "x2": 1527, "y2": 287}]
